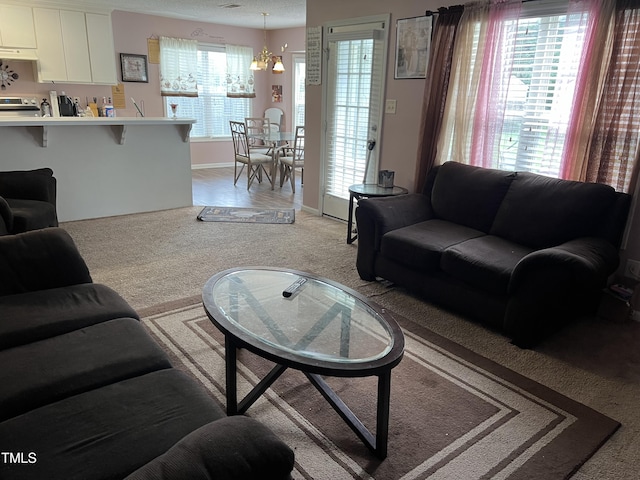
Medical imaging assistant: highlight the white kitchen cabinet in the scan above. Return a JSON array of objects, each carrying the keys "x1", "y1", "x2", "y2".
[
  {"x1": 33, "y1": 8, "x2": 116, "y2": 85},
  {"x1": 86, "y1": 13, "x2": 117, "y2": 85},
  {"x1": 33, "y1": 8, "x2": 67, "y2": 82},
  {"x1": 60, "y1": 10, "x2": 92, "y2": 83},
  {"x1": 0, "y1": 4, "x2": 37, "y2": 48}
]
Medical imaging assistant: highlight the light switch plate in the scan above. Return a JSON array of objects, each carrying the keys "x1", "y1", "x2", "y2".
[{"x1": 385, "y1": 99, "x2": 397, "y2": 114}]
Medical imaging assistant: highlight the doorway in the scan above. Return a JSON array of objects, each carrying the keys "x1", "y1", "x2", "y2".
[{"x1": 320, "y1": 15, "x2": 390, "y2": 221}]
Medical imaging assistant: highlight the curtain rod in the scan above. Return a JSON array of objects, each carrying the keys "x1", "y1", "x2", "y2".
[{"x1": 426, "y1": 0, "x2": 538, "y2": 16}]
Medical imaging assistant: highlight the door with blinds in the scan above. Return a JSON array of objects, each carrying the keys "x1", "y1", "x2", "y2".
[{"x1": 321, "y1": 16, "x2": 389, "y2": 221}]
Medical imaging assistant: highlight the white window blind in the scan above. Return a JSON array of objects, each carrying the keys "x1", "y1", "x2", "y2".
[
  {"x1": 292, "y1": 54, "x2": 306, "y2": 129},
  {"x1": 325, "y1": 28, "x2": 386, "y2": 199},
  {"x1": 497, "y1": 14, "x2": 587, "y2": 177},
  {"x1": 165, "y1": 44, "x2": 251, "y2": 138},
  {"x1": 326, "y1": 38, "x2": 374, "y2": 198}
]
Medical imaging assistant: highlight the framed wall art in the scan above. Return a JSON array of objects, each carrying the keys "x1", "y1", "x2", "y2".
[
  {"x1": 395, "y1": 15, "x2": 433, "y2": 79},
  {"x1": 120, "y1": 53, "x2": 149, "y2": 83}
]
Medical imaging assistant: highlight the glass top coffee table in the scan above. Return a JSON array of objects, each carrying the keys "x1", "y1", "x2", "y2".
[{"x1": 202, "y1": 267, "x2": 405, "y2": 458}]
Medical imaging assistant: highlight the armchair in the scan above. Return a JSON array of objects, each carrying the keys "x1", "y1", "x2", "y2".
[{"x1": 0, "y1": 168, "x2": 58, "y2": 233}]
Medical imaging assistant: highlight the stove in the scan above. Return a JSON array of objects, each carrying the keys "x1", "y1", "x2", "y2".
[{"x1": 0, "y1": 96, "x2": 40, "y2": 117}]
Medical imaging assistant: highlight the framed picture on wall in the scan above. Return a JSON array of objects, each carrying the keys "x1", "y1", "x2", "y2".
[
  {"x1": 395, "y1": 16, "x2": 433, "y2": 79},
  {"x1": 120, "y1": 53, "x2": 149, "y2": 83}
]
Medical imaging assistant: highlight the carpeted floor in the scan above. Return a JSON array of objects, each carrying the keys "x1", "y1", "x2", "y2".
[{"x1": 61, "y1": 206, "x2": 640, "y2": 479}]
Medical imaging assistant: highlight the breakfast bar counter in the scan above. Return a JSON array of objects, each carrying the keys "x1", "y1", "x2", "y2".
[{"x1": 0, "y1": 117, "x2": 196, "y2": 222}]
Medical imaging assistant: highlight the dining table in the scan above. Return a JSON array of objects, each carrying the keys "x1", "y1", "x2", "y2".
[{"x1": 248, "y1": 131, "x2": 296, "y2": 189}]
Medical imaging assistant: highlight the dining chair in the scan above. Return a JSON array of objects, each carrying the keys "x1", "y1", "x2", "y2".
[
  {"x1": 230, "y1": 121, "x2": 274, "y2": 190},
  {"x1": 244, "y1": 117, "x2": 272, "y2": 155},
  {"x1": 276, "y1": 126, "x2": 304, "y2": 193},
  {"x1": 264, "y1": 107, "x2": 284, "y2": 132}
]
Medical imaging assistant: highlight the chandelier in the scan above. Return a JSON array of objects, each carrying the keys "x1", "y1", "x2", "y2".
[{"x1": 250, "y1": 13, "x2": 286, "y2": 73}]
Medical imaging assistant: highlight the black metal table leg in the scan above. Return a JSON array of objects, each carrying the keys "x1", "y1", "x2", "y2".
[
  {"x1": 225, "y1": 335, "x2": 238, "y2": 415},
  {"x1": 347, "y1": 191, "x2": 358, "y2": 244}
]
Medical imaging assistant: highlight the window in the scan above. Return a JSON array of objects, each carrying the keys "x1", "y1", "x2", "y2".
[
  {"x1": 497, "y1": 13, "x2": 586, "y2": 177},
  {"x1": 292, "y1": 54, "x2": 306, "y2": 129},
  {"x1": 165, "y1": 44, "x2": 251, "y2": 138},
  {"x1": 436, "y1": 1, "x2": 640, "y2": 192},
  {"x1": 322, "y1": 17, "x2": 389, "y2": 221}
]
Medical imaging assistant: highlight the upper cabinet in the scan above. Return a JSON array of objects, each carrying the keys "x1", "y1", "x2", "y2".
[
  {"x1": 61, "y1": 10, "x2": 93, "y2": 83},
  {"x1": 32, "y1": 7, "x2": 116, "y2": 85},
  {"x1": 0, "y1": 4, "x2": 36, "y2": 48},
  {"x1": 86, "y1": 13, "x2": 117, "y2": 85},
  {"x1": 33, "y1": 8, "x2": 70, "y2": 82}
]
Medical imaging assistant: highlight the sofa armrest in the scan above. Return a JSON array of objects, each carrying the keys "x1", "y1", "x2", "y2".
[
  {"x1": 125, "y1": 416, "x2": 295, "y2": 480},
  {"x1": 506, "y1": 238, "x2": 619, "y2": 346},
  {"x1": 357, "y1": 193, "x2": 433, "y2": 235},
  {"x1": 509, "y1": 237, "x2": 619, "y2": 294},
  {"x1": 0, "y1": 227, "x2": 92, "y2": 296},
  {"x1": 0, "y1": 168, "x2": 57, "y2": 205},
  {"x1": 356, "y1": 193, "x2": 432, "y2": 280}
]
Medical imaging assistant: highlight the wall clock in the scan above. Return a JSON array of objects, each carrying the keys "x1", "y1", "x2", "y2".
[{"x1": 0, "y1": 60, "x2": 19, "y2": 90}]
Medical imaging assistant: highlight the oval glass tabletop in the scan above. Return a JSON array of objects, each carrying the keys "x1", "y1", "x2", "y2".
[{"x1": 207, "y1": 269, "x2": 397, "y2": 364}]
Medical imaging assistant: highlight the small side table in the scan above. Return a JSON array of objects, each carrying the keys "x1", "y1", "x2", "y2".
[{"x1": 347, "y1": 184, "x2": 408, "y2": 244}]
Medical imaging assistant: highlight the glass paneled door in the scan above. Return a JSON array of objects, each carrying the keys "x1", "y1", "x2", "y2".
[{"x1": 321, "y1": 16, "x2": 389, "y2": 221}]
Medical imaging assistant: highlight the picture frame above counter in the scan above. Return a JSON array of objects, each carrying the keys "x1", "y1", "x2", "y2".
[{"x1": 120, "y1": 53, "x2": 149, "y2": 83}]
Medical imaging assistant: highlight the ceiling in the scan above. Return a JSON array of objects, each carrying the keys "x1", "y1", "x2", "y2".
[{"x1": 41, "y1": 0, "x2": 306, "y2": 29}]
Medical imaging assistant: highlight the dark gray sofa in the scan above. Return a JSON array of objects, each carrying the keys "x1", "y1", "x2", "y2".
[
  {"x1": 0, "y1": 228, "x2": 294, "y2": 480},
  {"x1": 356, "y1": 161, "x2": 631, "y2": 347}
]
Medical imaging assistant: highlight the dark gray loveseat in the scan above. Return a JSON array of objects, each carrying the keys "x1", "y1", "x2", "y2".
[
  {"x1": 356, "y1": 161, "x2": 631, "y2": 347},
  {"x1": 0, "y1": 228, "x2": 294, "y2": 480}
]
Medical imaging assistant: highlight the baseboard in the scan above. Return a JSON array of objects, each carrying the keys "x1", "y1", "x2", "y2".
[
  {"x1": 301, "y1": 205, "x2": 320, "y2": 216},
  {"x1": 191, "y1": 163, "x2": 234, "y2": 170}
]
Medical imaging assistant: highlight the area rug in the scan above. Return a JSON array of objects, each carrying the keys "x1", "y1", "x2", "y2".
[
  {"x1": 139, "y1": 297, "x2": 620, "y2": 480},
  {"x1": 197, "y1": 206, "x2": 295, "y2": 224}
]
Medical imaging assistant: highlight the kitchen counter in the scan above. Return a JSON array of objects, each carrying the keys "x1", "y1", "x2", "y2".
[
  {"x1": 0, "y1": 117, "x2": 196, "y2": 221},
  {"x1": 0, "y1": 116, "x2": 195, "y2": 146}
]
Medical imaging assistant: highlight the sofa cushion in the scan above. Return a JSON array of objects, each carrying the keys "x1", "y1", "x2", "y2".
[
  {"x1": 441, "y1": 236, "x2": 534, "y2": 295},
  {"x1": 490, "y1": 173, "x2": 618, "y2": 249},
  {"x1": 125, "y1": 416, "x2": 295, "y2": 480},
  {"x1": 381, "y1": 219, "x2": 485, "y2": 271},
  {"x1": 0, "y1": 318, "x2": 172, "y2": 421},
  {"x1": 430, "y1": 162, "x2": 516, "y2": 232},
  {"x1": 0, "y1": 369, "x2": 226, "y2": 480},
  {"x1": 5, "y1": 198, "x2": 58, "y2": 233},
  {"x1": 0, "y1": 283, "x2": 140, "y2": 350}
]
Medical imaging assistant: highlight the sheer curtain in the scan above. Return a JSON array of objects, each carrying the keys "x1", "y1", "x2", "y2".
[
  {"x1": 159, "y1": 37, "x2": 198, "y2": 97},
  {"x1": 436, "y1": 2, "x2": 490, "y2": 168},
  {"x1": 414, "y1": 6, "x2": 465, "y2": 192},
  {"x1": 225, "y1": 45, "x2": 255, "y2": 98},
  {"x1": 470, "y1": 0, "x2": 522, "y2": 168}
]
